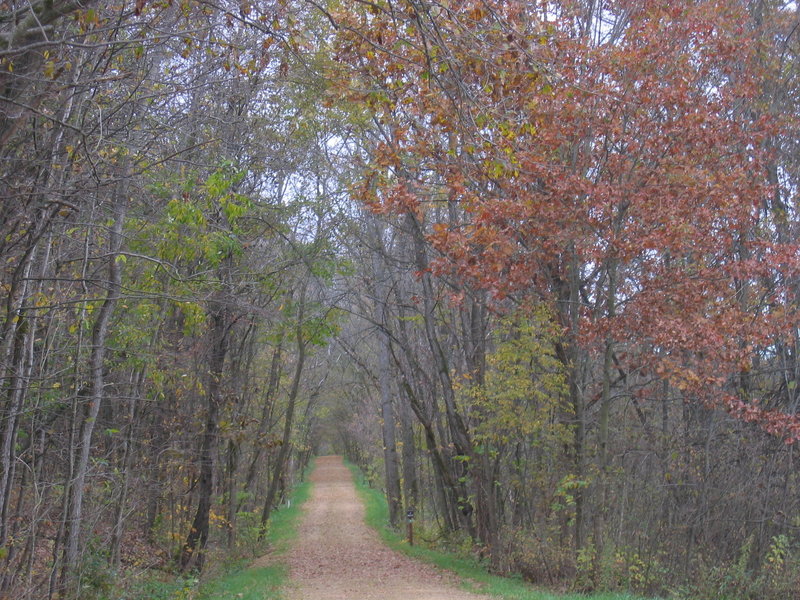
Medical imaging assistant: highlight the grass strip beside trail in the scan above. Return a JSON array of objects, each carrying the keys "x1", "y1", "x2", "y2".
[
  {"x1": 346, "y1": 461, "x2": 655, "y2": 600},
  {"x1": 195, "y1": 464, "x2": 314, "y2": 600},
  {"x1": 195, "y1": 565, "x2": 284, "y2": 600},
  {"x1": 257, "y1": 470, "x2": 314, "y2": 555}
]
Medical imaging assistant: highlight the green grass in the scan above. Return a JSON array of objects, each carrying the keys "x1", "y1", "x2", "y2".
[
  {"x1": 121, "y1": 576, "x2": 196, "y2": 600},
  {"x1": 196, "y1": 565, "x2": 284, "y2": 600},
  {"x1": 257, "y1": 471, "x2": 313, "y2": 554},
  {"x1": 192, "y1": 463, "x2": 314, "y2": 600},
  {"x1": 345, "y1": 461, "x2": 656, "y2": 600}
]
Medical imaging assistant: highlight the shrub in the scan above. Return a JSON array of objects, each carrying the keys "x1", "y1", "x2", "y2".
[
  {"x1": 672, "y1": 534, "x2": 800, "y2": 600},
  {"x1": 503, "y1": 528, "x2": 575, "y2": 586}
]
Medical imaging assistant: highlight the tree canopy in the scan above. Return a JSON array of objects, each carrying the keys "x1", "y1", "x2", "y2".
[{"x1": 1, "y1": 1, "x2": 800, "y2": 598}]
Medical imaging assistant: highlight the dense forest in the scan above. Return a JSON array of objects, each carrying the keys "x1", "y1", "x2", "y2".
[{"x1": 1, "y1": 1, "x2": 799, "y2": 599}]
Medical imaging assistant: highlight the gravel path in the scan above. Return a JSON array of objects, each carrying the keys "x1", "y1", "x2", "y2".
[{"x1": 283, "y1": 455, "x2": 491, "y2": 600}]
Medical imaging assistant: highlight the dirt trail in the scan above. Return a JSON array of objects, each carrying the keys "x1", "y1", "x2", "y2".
[{"x1": 283, "y1": 455, "x2": 491, "y2": 600}]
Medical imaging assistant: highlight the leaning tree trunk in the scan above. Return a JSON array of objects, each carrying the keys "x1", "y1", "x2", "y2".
[
  {"x1": 0, "y1": 248, "x2": 37, "y2": 549},
  {"x1": 259, "y1": 288, "x2": 308, "y2": 534},
  {"x1": 241, "y1": 339, "x2": 283, "y2": 509},
  {"x1": 406, "y1": 212, "x2": 475, "y2": 538},
  {"x1": 59, "y1": 198, "x2": 126, "y2": 593},
  {"x1": 393, "y1": 270, "x2": 420, "y2": 516}
]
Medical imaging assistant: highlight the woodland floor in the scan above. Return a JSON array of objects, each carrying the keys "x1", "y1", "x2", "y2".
[{"x1": 279, "y1": 455, "x2": 491, "y2": 600}]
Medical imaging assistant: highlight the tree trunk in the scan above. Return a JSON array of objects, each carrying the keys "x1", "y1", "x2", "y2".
[
  {"x1": 242, "y1": 339, "x2": 283, "y2": 509},
  {"x1": 368, "y1": 214, "x2": 402, "y2": 526},
  {"x1": 378, "y1": 329, "x2": 402, "y2": 526},
  {"x1": 180, "y1": 303, "x2": 230, "y2": 572},
  {"x1": 406, "y1": 212, "x2": 475, "y2": 538},
  {"x1": 594, "y1": 257, "x2": 618, "y2": 580},
  {"x1": 260, "y1": 289, "x2": 308, "y2": 533},
  {"x1": 110, "y1": 368, "x2": 144, "y2": 570},
  {"x1": 398, "y1": 384, "x2": 419, "y2": 515},
  {"x1": 59, "y1": 198, "x2": 126, "y2": 592},
  {"x1": 0, "y1": 216, "x2": 55, "y2": 546},
  {"x1": 556, "y1": 249, "x2": 587, "y2": 552},
  {"x1": 0, "y1": 270, "x2": 34, "y2": 547}
]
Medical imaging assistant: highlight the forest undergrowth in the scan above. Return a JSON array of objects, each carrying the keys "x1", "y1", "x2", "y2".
[
  {"x1": 111, "y1": 465, "x2": 313, "y2": 600},
  {"x1": 350, "y1": 459, "x2": 800, "y2": 600},
  {"x1": 348, "y1": 461, "x2": 659, "y2": 600}
]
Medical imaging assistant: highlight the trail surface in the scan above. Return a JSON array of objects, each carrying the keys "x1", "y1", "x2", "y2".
[{"x1": 284, "y1": 455, "x2": 491, "y2": 600}]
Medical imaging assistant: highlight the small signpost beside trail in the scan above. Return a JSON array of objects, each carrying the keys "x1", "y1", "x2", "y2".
[{"x1": 406, "y1": 507, "x2": 415, "y2": 546}]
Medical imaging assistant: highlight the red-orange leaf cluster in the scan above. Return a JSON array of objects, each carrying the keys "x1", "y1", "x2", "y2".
[{"x1": 332, "y1": 0, "x2": 800, "y2": 441}]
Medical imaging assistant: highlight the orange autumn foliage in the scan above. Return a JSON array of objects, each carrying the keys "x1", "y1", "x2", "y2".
[{"x1": 332, "y1": 0, "x2": 800, "y2": 441}]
